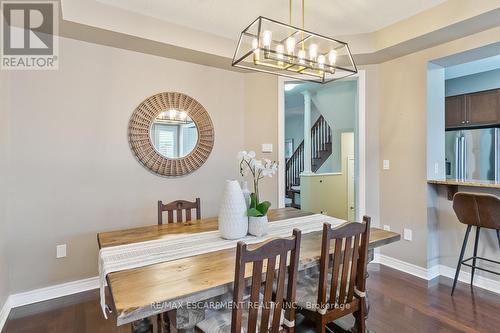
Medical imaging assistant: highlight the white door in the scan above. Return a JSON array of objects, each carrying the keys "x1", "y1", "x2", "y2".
[{"x1": 347, "y1": 155, "x2": 355, "y2": 221}]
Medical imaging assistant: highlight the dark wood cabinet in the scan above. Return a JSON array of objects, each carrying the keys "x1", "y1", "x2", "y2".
[
  {"x1": 467, "y1": 89, "x2": 500, "y2": 126},
  {"x1": 445, "y1": 88, "x2": 500, "y2": 129},
  {"x1": 445, "y1": 95, "x2": 466, "y2": 128}
]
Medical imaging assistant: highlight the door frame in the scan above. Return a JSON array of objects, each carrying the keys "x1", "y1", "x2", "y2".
[{"x1": 277, "y1": 70, "x2": 367, "y2": 220}]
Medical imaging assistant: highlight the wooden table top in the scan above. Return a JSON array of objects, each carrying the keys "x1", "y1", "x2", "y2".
[{"x1": 97, "y1": 208, "x2": 400, "y2": 323}]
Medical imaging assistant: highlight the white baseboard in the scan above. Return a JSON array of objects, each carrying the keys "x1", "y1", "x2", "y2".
[
  {"x1": 372, "y1": 254, "x2": 435, "y2": 280},
  {"x1": 0, "y1": 296, "x2": 11, "y2": 332},
  {"x1": 439, "y1": 264, "x2": 500, "y2": 293},
  {"x1": 0, "y1": 276, "x2": 100, "y2": 332},
  {"x1": 373, "y1": 254, "x2": 500, "y2": 294},
  {"x1": 9, "y1": 276, "x2": 99, "y2": 308}
]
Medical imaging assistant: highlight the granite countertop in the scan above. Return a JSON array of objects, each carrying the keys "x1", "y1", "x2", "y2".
[{"x1": 427, "y1": 179, "x2": 500, "y2": 189}]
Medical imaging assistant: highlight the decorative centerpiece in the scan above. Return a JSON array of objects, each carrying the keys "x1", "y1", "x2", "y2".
[
  {"x1": 238, "y1": 151, "x2": 278, "y2": 237},
  {"x1": 218, "y1": 180, "x2": 248, "y2": 239}
]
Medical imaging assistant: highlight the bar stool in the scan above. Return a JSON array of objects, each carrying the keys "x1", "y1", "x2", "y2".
[{"x1": 451, "y1": 192, "x2": 500, "y2": 296}]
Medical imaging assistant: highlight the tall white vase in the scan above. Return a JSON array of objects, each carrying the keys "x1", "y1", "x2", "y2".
[{"x1": 218, "y1": 180, "x2": 248, "y2": 239}]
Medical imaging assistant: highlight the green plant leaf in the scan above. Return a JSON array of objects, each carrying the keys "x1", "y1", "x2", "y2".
[
  {"x1": 247, "y1": 207, "x2": 263, "y2": 217},
  {"x1": 256, "y1": 201, "x2": 271, "y2": 216},
  {"x1": 249, "y1": 193, "x2": 257, "y2": 209}
]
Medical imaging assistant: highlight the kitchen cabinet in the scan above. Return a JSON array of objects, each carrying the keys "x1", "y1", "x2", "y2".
[
  {"x1": 445, "y1": 95, "x2": 466, "y2": 128},
  {"x1": 467, "y1": 89, "x2": 500, "y2": 126},
  {"x1": 445, "y1": 88, "x2": 500, "y2": 129}
]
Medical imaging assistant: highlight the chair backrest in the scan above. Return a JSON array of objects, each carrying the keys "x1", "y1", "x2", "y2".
[
  {"x1": 453, "y1": 192, "x2": 500, "y2": 229},
  {"x1": 157, "y1": 198, "x2": 201, "y2": 225},
  {"x1": 317, "y1": 216, "x2": 371, "y2": 313},
  {"x1": 232, "y1": 229, "x2": 302, "y2": 333}
]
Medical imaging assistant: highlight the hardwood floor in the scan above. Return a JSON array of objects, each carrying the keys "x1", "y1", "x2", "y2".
[{"x1": 2, "y1": 264, "x2": 499, "y2": 333}]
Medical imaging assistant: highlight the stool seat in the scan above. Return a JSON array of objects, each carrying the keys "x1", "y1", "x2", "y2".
[{"x1": 451, "y1": 192, "x2": 500, "y2": 296}]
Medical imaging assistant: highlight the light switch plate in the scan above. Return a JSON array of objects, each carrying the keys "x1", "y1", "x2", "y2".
[
  {"x1": 383, "y1": 160, "x2": 390, "y2": 170},
  {"x1": 261, "y1": 143, "x2": 273, "y2": 153},
  {"x1": 403, "y1": 228, "x2": 412, "y2": 241},
  {"x1": 56, "y1": 244, "x2": 67, "y2": 258}
]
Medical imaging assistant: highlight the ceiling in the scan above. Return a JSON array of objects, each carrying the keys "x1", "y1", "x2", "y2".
[{"x1": 97, "y1": 0, "x2": 445, "y2": 40}]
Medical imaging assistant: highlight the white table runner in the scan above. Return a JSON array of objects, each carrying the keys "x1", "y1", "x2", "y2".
[{"x1": 98, "y1": 213, "x2": 345, "y2": 318}]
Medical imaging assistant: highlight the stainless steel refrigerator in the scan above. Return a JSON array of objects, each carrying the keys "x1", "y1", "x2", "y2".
[{"x1": 445, "y1": 128, "x2": 499, "y2": 181}]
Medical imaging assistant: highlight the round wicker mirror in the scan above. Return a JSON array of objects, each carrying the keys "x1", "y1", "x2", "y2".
[{"x1": 128, "y1": 92, "x2": 214, "y2": 177}]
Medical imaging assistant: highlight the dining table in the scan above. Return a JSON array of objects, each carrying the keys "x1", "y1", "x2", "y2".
[{"x1": 97, "y1": 208, "x2": 400, "y2": 332}]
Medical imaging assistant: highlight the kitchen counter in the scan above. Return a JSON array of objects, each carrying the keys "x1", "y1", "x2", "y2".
[
  {"x1": 428, "y1": 179, "x2": 500, "y2": 188},
  {"x1": 428, "y1": 179, "x2": 500, "y2": 199}
]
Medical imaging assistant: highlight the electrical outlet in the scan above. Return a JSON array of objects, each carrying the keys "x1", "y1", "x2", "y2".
[
  {"x1": 383, "y1": 160, "x2": 390, "y2": 170},
  {"x1": 56, "y1": 244, "x2": 67, "y2": 259},
  {"x1": 383, "y1": 225, "x2": 391, "y2": 231},
  {"x1": 403, "y1": 228, "x2": 413, "y2": 241},
  {"x1": 434, "y1": 162, "x2": 439, "y2": 174}
]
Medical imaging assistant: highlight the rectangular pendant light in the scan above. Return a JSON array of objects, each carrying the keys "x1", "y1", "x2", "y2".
[{"x1": 232, "y1": 16, "x2": 357, "y2": 83}]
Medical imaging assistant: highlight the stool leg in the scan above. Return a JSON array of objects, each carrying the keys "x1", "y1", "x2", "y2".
[
  {"x1": 452, "y1": 225, "x2": 471, "y2": 296},
  {"x1": 497, "y1": 230, "x2": 500, "y2": 249},
  {"x1": 471, "y1": 227, "x2": 480, "y2": 289}
]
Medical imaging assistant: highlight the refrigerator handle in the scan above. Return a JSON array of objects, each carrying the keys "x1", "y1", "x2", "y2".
[
  {"x1": 496, "y1": 129, "x2": 499, "y2": 182},
  {"x1": 462, "y1": 136, "x2": 467, "y2": 181},
  {"x1": 455, "y1": 137, "x2": 460, "y2": 180}
]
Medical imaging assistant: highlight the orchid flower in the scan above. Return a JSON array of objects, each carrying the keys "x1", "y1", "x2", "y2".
[{"x1": 237, "y1": 150, "x2": 278, "y2": 205}]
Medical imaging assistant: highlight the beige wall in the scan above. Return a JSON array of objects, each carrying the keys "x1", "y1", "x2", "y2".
[
  {"x1": 378, "y1": 25, "x2": 500, "y2": 268},
  {"x1": 2, "y1": 37, "x2": 251, "y2": 293},
  {"x1": 0, "y1": 70, "x2": 10, "y2": 306},
  {"x1": 243, "y1": 74, "x2": 279, "y2": 207}
]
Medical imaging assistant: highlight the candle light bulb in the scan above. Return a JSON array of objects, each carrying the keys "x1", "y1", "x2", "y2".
[
  {"x1": 309, "y1": 44, "x2": 318, "y2": 60},
  {"x1": 286, "y1": 37, "x2": 295, "y2": 53},
  {"x1": 298, "y1": 49, "x2": 306, "y2": 64},
  {"x1": 328, "y1": 50, "x2": 337, "y2": 65},
  {"x1": 318, "y1": 55, "x2": 325, "y2": 69},
  {"x1": 169, "y1": 109, "x2": 176, "y2": 119},
  {"x1": 276, "y1": 44, "x2": 284, "y2": 60},
  {"x1": 262, "y1": 30, "x2": 272, "y2": 48},
  {"x1": 252, "y1": 38, "x2": 260, "y2": 61}
]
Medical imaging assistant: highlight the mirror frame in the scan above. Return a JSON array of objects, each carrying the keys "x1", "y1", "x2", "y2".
[{"x1": 128, "y1": 92, "x2": 214, "y2": 177}]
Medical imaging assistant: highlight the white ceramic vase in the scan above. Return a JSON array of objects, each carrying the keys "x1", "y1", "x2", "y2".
[
  {"x1": 248, "y1": 215, "x2": 269, "y2": 237},
  {"x1": 218, "y1": 180, "x2": 248, "y2": 239}
]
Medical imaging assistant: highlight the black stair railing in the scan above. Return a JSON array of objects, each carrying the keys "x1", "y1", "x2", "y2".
[{"x1": 285, "y1": 115, "x2": 332, "y2": 197}]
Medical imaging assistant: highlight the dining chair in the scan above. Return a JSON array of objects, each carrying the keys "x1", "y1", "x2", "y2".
[
  {"x1": 451, "y1": 192, "x2": 500, "y2": 296},
  {"x1": 157, "y1": 198, "x2": 201, "y2": 333},
  {"x1": 158, "y1": 198, "x2": 201, "y2": 225},
  {"x1": 295, "y1": 217, "x2": 371, "y2": 333},
  {"x1": 196, "y1": 229, "x2": 302, "y2": 333}
]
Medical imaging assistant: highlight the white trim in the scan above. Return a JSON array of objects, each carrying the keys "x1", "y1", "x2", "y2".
[
  {"x1": 0, "y1": 296, "x2": 11, "y2": 332},
  {"x1": 9, "y1": 276, "x2": 99, "y2": 308},
  {"x1": 439, "y1": 264, "x2": 500, "y2": 293},
  {"x1": 356, "y1": 70, "x2": 366, "y2": 219},
  {"x1": 373, "y1": 254, "x2": 431, "y2": 280},
  {"x1": 277, "y1": 77, "x2": 286, "y2": 208},
  {"x1": 373, "y1": 254, "x2": 500, "y2": 294}
]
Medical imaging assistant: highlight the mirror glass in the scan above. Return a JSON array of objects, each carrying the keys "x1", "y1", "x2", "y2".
[{"x1": 150, "y1": 109, "x2": 198, "y2": 158}]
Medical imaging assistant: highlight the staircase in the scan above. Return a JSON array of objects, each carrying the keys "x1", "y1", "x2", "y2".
[{"x1": 285, "y1": 115, "x2": 332, "y2": 208}]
